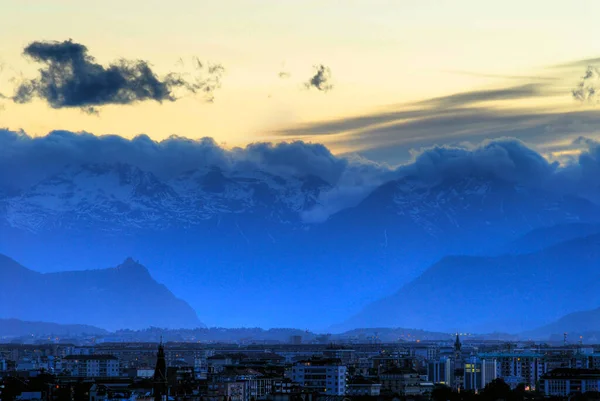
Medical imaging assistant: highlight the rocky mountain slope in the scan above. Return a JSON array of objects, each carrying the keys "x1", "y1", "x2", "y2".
[{"x1": 0, "y1": 255, "x2": 203, "y2": 331}]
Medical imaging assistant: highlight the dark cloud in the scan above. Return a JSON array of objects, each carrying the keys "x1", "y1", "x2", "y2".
[
  {"x1": 403, "y1": 138, "x2": 558, "y2": 187},
  {"x1": 415, "y1": 83, "x2": 547, "y2": 109},
  {"x1": 305, "y1": 64, "x2": 333, "y2": 92},
  {"x1": 172, "y1": 57, "x2": 225, "y2": 103},
  {"x1": 441, "y1": 70, "x2": 560, "y2": 81},
  {"x1": 0, "y1": 130, "x2": 365, "y2": 192},
  {"x1": 11, "y1": 39, "x2": 224, "y2": 111},
  {"x1": 572, "y1": 66, "x2": 600, "y2": 103},
  {"x1": 276, "y1": 84, "x2": 552, "y2": 137},
  {"x1": 3, "y1": 130, "x2": 600, "y2": 222}
]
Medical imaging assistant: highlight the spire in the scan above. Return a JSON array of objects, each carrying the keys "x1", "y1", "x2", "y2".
[
  {"x1": 153, "y1": 341, "x2": 167, "y2": 401},
  {"x1": 454, "y1": 333, "x2": 462, "y2": 352}
]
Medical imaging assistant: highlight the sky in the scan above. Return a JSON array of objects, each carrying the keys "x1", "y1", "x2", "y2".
[
  {"x1": 2, "y1": 0, "x2": 600, "y2": 166},
  {"x1": 5, "y1": 1, "x2": 600, "y2": 329}
]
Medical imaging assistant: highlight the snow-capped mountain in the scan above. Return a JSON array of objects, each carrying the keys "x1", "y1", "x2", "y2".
[
  {"x1": 3, "y1": 163, "x2": 330, "y2": 233},
  {"x1": 2, "y1": 163, "x2": 600, "y2": 329},
  {"x1": 324, "y1": 175, "x2": 600, "y2": 248}
]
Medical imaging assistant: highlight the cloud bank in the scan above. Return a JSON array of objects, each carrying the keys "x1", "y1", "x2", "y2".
[
  {"x1": 11, "y1": 40, "x2": 224, "y2": 112},
  {"x1": 2, "y1": 130, "x2": 600, "y2": 221}
]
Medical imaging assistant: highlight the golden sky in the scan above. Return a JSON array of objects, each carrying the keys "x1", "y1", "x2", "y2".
[{"x1": 1, "y1": 0, "x2": 600, "y2": 159}]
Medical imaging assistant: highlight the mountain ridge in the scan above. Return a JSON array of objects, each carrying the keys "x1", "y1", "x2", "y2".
[
  {"x1": 337, "y1": 233, "x2": 600, "y2": 333},
  {"x1": 0, "y1": 254, "x2": 204, "y2": 331},
  {"x1": 0, "y1": 318, "x2": 107, "y2": 338}
]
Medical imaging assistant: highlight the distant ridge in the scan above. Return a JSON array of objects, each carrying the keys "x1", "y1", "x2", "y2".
[
  {"x1": 522, "y1": 307, "x2": 600, "y2": 340},
  {"x1": 0, "y1": 255, "x2": 205, "y2": 331},
  {"x1": 0, "y1": 318, "x2": 107, "y2": 338}
]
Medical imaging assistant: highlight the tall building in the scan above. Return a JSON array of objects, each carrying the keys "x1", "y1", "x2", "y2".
[
  {"x1": 479, "y1": 352, "x2": 545, "y2": 389},
  {"x1": 463, "y1": 357, "x2": 497, "y2": 391},
  {"x1": 428, "y1": 357, "x2": 453, "y2": 386},
  {"x1": 291, "y1": 358, "x2": 347, "y2": 395},
  {"x1": 153, "y1": 341, "x2": 168, "y2": 401}
]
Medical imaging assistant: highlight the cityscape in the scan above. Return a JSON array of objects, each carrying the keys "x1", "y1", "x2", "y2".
[
  {"x1": 2, "y1": 333, "x2": 600, "y2": 401},
  {"x1": 3, "y1": 1, "x2": 600, "y2": 400}
]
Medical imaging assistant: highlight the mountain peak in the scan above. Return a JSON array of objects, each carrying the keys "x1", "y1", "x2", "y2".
[
  {"x1": 0, "y1": 255, "x2": 204, "y2": 331},
  {"x1": 114, "y1": 257, "x2": 151, "y2": 278}
]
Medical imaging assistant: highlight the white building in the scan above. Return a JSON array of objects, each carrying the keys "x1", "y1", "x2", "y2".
[
  {"x1": 291, "y1": 358, "x2": 347, "y2": 395},
  {"x1": 62, "y1": 355, "x2": 120, "y2": 377}
]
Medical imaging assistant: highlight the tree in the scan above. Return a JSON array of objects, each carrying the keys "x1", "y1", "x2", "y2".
[
  {"x1": 431, "y1": 384, "x2": 455, "y2": 401},
  {"x1": 481, "y1": 379, "x2": 511, "y2": 401}
]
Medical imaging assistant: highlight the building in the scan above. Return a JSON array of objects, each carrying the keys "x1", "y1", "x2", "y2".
[
  {"x1": 323, "y1": 346, "x2": 355, "y2": 365},
  {"x1": 379, "y1": 367, "x2": 425, "y2": 397},
  {"x1": 428, "y1": 357, "x2": 453, "y2": 386},
  {"x1": 62, "y1": 355, "x2": 119, "y2": 377},
  {"x1": 346, "y1": 376, "x2": 382, "y2": 396},
  {"x1": 541, "y1": 368, "x2": 600, "y2": 396},
  {"x1": 207, "y1": 381, "x2": 246, "y2": 401},
  {"x1": 463, "y1": 357, "x2": 497, "y2": 391},
  {"x1": 479, "y1": 352, "x2": 545, "y2": 389},
  {"x1": 291, "y1": 358, "x2": 347, "y2": 395}
]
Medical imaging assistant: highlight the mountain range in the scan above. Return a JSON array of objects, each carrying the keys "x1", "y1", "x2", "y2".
[
  {"x1": 0, "y1": 255, "x2": 203, "y2": 331},
  {"x1": 1, "y1": 162, "x2": 600, "y2": 329}
]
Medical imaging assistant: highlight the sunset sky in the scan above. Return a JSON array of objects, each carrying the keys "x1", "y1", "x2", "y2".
[{"x1": 2, "y1": 0, "x2": 600, "y2": 164}]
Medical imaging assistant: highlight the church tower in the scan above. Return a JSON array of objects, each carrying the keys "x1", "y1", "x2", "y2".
[
  {"x1": 454, "y1": 333, "x2": 462, "y2": 360},
  {"x1": 453, "y1": 333, "x2": 463, "y2": 390},
  {"x1": 153, "y1": 339, "x2": 168, "y2": 401}
]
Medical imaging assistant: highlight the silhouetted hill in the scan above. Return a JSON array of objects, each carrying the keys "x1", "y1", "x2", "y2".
[
  {"x1": 0, "y1": 318, "x2": 107, "y2": 337},
  {"x1": 338, "y1": 234, "x2": 600, "y2": 333},
  {"x1": 0, "y1": 255, "x2": 204, "y2": 331},
  {"x1": 522, "y1": 307, "x2": 600, "y2": 340}
]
